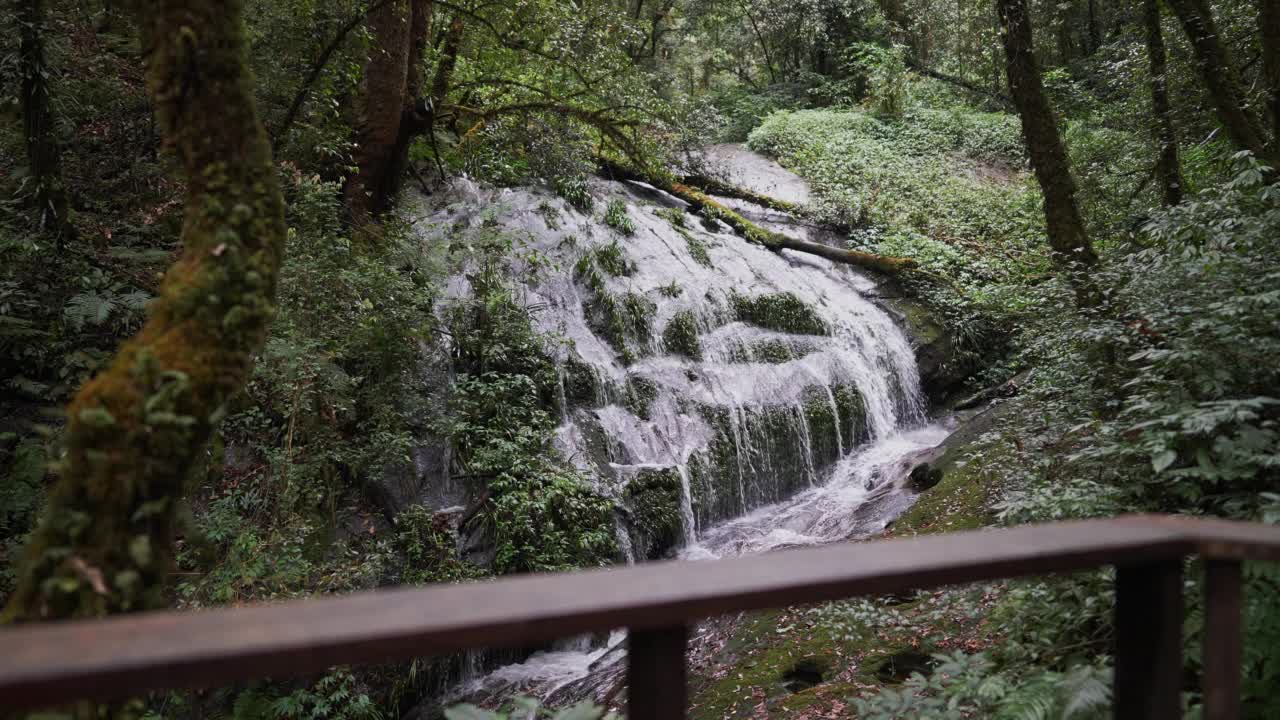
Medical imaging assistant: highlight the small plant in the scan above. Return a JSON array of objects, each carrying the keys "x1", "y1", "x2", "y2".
[
  {"x1": 662, "y1": 310, "x2": 702, "y2": 360},
  {"x1": 537, "y1": 201, "x2": 562, "y2": 230},
  {"x1": 554, "y1": 176, "x2": 594, "y2": 213},
  {"x1": 655, "y1": 206, "x2": 687, "y2": 229},
  {"x1": 603, "y1": 199, "x2": 635, "y2": 235},
  {"x1": 684, "y1": 233, "x2": 712, "y2": 267}
]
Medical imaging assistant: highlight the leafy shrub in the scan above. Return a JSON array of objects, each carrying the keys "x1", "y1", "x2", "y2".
[{"x1": 444, "y1": 241, "x2": 617, "y2": 573}]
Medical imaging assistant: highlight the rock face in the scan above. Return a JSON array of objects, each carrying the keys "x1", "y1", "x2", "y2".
[
  {"x1": 878, "y1": 291, "x2": 984, "y2": 405},
  {"x1": 410, "y1": 173, "x2": 928, "y2": 554}
]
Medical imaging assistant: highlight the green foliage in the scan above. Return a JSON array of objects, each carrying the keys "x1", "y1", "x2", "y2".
[
  {"x1": 851, "y1": 652, "x2": 1111, "y2": 720},
  {"x1": 445, "y1": 240, "x2": 616, "y2": 574},
  {"x1": 445, "y1": 698, "x2": 616, "y2": 720},
  {"x1": 603, "y1": 199, "x2": 636, "y2": 236},
  {"x1": 555, "y1": 176, "x2": 595, "y2": 214},
  {"x1": 222, "y1": 669, "x2": 383, "y2": 720},
  {"x1": 861, "y1": 44, "x2": 911, "y2": 117},
  {"x1": 683, "y1": 232, "x2": 713, "y2": 267},
  {"x1": 624, "y1": 469, "x2": 683, "y2": 559},
  {"x1": 0, "y1": 436, "x2": 46, "y2": 598},
  {"x1": 392, "y1": 505, "x2": 486, "y2": 585},
  {"x1": 662, "y1": 310, "x2": 702, "y2": 359},
  {"x1": 731, "y1": 292, "x2": 828, "y2": 336}
]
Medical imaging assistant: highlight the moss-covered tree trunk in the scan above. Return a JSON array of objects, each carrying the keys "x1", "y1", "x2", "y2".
[
  {"x1": 343, "y1": 0, "x2": 432, "y2": 229},
  {"x1": 1165, "y1": 0, "x2": 1274, "y2": 164},
  {"x1": 1144, "y1": 0, "x2": 1183, "y2": 206},
  {"x1": 1261, "y1": 0, "x2": 1280, "y2": 148},
  {"x1": 996, "y1": 0, "x2": 1100, "y2": 306},
  {"x1": 3, "y1": 0, "x2": 286, "y2": 621},
  {"x1": 17, "y1": 0, "x2": 74, "y2": 250}
]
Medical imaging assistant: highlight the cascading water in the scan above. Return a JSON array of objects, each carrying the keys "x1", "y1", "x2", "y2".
[{"x1": 414, "y1": 146, "x2": 952, "y2": 713}]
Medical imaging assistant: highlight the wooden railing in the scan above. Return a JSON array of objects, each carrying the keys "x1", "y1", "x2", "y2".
[{"x1": 3, "y1": 515, "x2": 1280, "y2": 719}]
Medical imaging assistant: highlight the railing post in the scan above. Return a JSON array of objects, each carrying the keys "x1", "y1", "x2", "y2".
[
  {"x1": 628, "y1": 625, "x2": 688, "y2": 720},
  {"x1": 1202, "y1": 560, "x2": 1243, "y2": 720},
  {"x1": 1114, "y1": 560, "x2": 1184, "y2": 719}
]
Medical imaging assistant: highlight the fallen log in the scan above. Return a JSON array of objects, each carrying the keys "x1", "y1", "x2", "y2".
[
  {"x1": 599, "y1": 159, "x2": 919, "y2": 276},
  {"x1": 676, "y1": 173, "x2": 802, "y2": 214}
]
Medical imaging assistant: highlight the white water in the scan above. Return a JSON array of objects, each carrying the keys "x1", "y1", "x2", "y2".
[{"x1": 415, "y1": 147, "x2": 953, "y2": 712}]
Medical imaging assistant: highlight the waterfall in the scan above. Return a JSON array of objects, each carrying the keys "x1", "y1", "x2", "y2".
[{"x1": 415, "y1": 146, "x2": 949, "y2": 712}]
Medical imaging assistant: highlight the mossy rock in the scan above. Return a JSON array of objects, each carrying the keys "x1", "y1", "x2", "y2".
[
  {"x1": 583, "y1": 290, "x2": 655, "y2": 365},
  {"x1": 732, "y1": 292, "x2": 829, "y2": 336},
  {"x1": 662, "y1": 310, "x2": 702, "y2": 360},
  {"x1": 561, "y1": 356, "x2": 603, "y2": 407},
  {"x1": 686, "y1": 384, "x2": 867, "y2": 527},
  {"x1": 723, "y1": 338, "x2": 816, "y2": 364},
  {"x1": 623, "y1": 468, "x2": 684, "y2": 560},
  {"x1": 623, "y1": 376, "x2": 659, "y2": 420}
]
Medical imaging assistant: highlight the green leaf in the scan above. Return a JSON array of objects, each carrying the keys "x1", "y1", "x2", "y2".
[{"x1": 1151, "y1": 450, "x2": 1177, "y2": 473}]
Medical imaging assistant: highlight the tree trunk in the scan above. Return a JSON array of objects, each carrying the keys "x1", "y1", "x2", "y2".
[
  {"x1": 429, "y1": 13, "x2": 465, "y2": 109},
  {"x1": 4, "y1": 0, "x2": 286, "y2": 622},
  {"x1": 17, "y1": 0, "x2": 73, "y2": 250},
  {"x1": 344, "y1": 0, "x2": 412, "y2": 227},
  {"x1": 599, "y1": 159, "x2": 918, "y2": 275},
  {"x1": 1261, "y1": 0, "x2": 1280, "y2": 147},
  {"x1": 995, "y1": 0, "x2": 1100, "y2": 305},
  {"x1": 1165, "y1": 0, "x2": 1274, "y2": 164},
  {"x1": 1144, "y1": 0, "x2": 1183, "y2": 206},
  {"x1": 1087, "y1": 0, "x2": 1102, "y2": 54}
]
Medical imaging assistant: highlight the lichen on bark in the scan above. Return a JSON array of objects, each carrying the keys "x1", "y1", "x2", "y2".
[{"x1": 4, "y1": 0, "x2": 286, "y2": 622}]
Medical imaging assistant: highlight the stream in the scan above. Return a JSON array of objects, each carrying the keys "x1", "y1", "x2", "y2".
[{"x1": 415, "y1": 145, "x2": 956, "y2": 714}]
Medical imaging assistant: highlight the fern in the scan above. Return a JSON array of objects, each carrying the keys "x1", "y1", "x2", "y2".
[
  {"x1": 1057, "y1": 665, "x2": 1111, "y2": 719},
  {"x1": 64, "y1": 291, "x2": 118, "y2": 330}
]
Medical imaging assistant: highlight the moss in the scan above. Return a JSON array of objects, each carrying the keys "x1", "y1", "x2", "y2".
[
  {"x1": 623, "y1": 376, "x2": 659, "y2": 420},
  {"x1": 751, "y1": 339, "x2": 795, "y2": 364},
  {"x1": 723, "y1": 338, "x2": 819, "y2": 365},
  {"x1": 690, "y1": 610, "x2": 854, "y2": 720},
  {"x1": 623, "y1": 468, "x2": 683, "y2": 560},
  {"x1": 662, "y1": 310, "x2": 702, "y2": 360},
  {"x1": 732, "y1": 292, "x2": 829, "y2": 336},
  {"x1": 891, "y1": 435, "x2": 1004, "y2": 535},
  {"x1": 575, "y1": 244, "x2": 651, "y2": 364},
  {"x1": 5, "y1": 0, "x2": 287, "y2": 621},
  {"x1": 536, "y1": 200, "x2": 562, "y2": 230},
  {"x1": 562, "y1": 356, "x2": 602, "y2": 407},
  {"x1": 682, "y1": 230, "x2": 713, "y2": 267},
  {"x1": 686, "y1": 386, "x2": 864, "y2": 527}
]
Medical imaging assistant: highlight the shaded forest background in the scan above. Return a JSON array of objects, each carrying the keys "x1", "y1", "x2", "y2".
[{"x1": 2, "y1": 0, "x2": 1280, "y2": 717}]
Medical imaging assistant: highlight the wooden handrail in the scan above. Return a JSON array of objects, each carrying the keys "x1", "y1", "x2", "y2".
[{"x1": 1, "y1": 514, "x2": 1278, "y2": 718}]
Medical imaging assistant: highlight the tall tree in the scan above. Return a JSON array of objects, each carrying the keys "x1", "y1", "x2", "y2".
[
  {"x1": 16, "y1": 0, "x2": 73, "y2": 249},
  {"x1": 1165, "y1": 0, "x2": 1275, "y2": 164},
  {"x1": 343, "y1": 0, "x2": 433, "y2": 228},
  {"x1": 4, "y1": 0, "x2": 286, "y2": 621},
  {"x1": 995, "y1": 0, "x2": 1099, "y2": 304},
  {"x1": 1261, "y1": 0, "x2": 1280, "y2": 147},
  {"x1": 1144, "y1": 0, "x2": 1183, "y2": 206}
]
